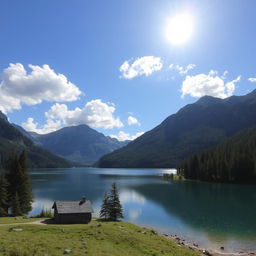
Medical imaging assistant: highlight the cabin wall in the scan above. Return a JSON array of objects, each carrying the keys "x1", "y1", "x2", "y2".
[{"x1": 54, "y1": 212, "x2": 92, "y2": 224}]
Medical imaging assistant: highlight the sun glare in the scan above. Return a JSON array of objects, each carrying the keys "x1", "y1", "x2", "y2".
[{"x1": 165, "y1": 13, "x2": 194, "y2": 45}]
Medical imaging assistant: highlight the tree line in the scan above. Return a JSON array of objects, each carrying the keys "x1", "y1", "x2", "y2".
[
  {"x1": 0, "y1": 151, "x2": 33, "y2": 216},
  {"x1": 177, "y1": 127, "x2": 256, "y2": 184}
]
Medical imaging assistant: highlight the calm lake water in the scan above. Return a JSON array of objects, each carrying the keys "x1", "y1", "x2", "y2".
[{"x1": 29, "y1": 167, "x2": 256, "y2": 254}]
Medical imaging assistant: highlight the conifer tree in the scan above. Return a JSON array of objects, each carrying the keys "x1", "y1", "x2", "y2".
[
  {"x1": 6, "y1": 151, "x2": 33, "y2": 215},
  {"x1": 108, "y1": 182, "x2": 123, "y2": 221},
  {"x1": 11, "y1": 192, "x2": 22, "y2": 216},
  {"x1": 6, "y1": 152, "x2": 21, "y2": 206},
  {"x1": 0, "y1": 174, "x2": 8, "y2": 216},
  {"x1": 100, "y1": 193, "x2": 110, "y2": 220},
  {"x1": 18, "y1": 151, "x2": 33, "y2": 213}
]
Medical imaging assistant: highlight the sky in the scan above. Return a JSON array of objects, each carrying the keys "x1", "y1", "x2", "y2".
[{"x1": 1, "y1": 0, "x2": 256, "y2": 141}]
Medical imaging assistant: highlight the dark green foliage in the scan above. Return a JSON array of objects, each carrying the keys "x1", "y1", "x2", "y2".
[
  {"x1": 0, "y1": 174, "x2": 8, "y2": 216},
  {"x1": 6, "y1": 151, "x2": 33, "y2": 215},
  {"x1": 108, "y1": 183, "x2": 123, "y2": 221},
  {"x1": 100, "y1": 183, "x2": 123, "y2": 221},
  {"x1": 177, "y1": 126, "x2": 256, "y2": 184},
  {"x1": 98, "y1": 90, "x2": 256, "y2": 168},
  {"x1": 11, "y1": 192, "x2": 22, "y2": 217},
  {"x1": 0, "y1": 111, "x2": 71, "y2": 168},
  {"x1": 18, "y1": 151, "x2": 33, "y2": 213},
  {"x1": 100, "y1": 193, "x2": 111, "y2": 220}
]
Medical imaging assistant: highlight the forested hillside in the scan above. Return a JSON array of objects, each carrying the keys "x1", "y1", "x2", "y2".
[
  {"x1": 177, "y1": 127, "x2": 256, "y2": 184},
  {"x1": 0, "y1": 112, "x2": 71, "y2": 168},
  {"x1": 98, "y1": 90, "x2": 256, "y2": 168}
]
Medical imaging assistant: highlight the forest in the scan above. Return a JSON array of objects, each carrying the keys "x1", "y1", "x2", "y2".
[{"x1": 177, "y1": 126, "x2": 256, "y2": 184}]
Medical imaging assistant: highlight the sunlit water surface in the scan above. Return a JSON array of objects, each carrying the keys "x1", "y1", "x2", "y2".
[{"x1": 29, "y1": 168, "x2": 256, "y2": 254}]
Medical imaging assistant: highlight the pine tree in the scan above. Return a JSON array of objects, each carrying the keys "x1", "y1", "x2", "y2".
[
  {"x1": 11, "y1": 192, "x2": 22, "y2": 216},
  {"x1": 0, "y1": 174, "x2": 8, "y2": 216},
  {"x1": 108, "y1": 183, "x2": 123, "y2": 221},
  {"x1": 6, "y1": 152, "x2": 21, "y2": 208},
  {"x1": 18, "y1": 151, "x2": 33, "y2": 214},
  {"x1": 100, "y1": 193, "x2": 110, "y2": 220},
  {"x1": 6, "y1": 151, "x2": 33, "y2": 215}
]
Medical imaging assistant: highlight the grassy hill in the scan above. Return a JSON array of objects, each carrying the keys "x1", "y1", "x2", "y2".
[{"x1": 0, "y1": 218, "x2": 200, "y2": 256}]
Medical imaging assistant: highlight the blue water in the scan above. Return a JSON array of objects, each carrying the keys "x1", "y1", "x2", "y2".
[{"x1": 29, "y1": 167, "x2": 256, "y2": 253}]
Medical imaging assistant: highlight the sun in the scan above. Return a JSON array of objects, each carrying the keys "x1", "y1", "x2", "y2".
[{"x1": 165, "y1": 13, "x2": 194, "y2": 45}]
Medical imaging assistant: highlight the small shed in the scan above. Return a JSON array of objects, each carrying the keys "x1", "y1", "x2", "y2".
[{"x1": 52, "y1": 198, "x2": 93, "y2": 224}]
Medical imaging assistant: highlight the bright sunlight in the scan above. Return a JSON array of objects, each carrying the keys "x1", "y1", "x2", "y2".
[{"x1": 165, "y1": 13, "x2": 194, "y2": 45}]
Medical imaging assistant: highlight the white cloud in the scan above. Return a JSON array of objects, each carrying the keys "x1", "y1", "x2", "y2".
[
  {"x1": 22, "y1": 117, "x2": 61, "y2": 134},
  {"x1": 110, "y1": 131, "x2": 144, "y2": 141},
  {"x1": 120, "y1": 56, "x2": 163, "y2": 79},
  {"x1": 169, "y1": 64, "x2": 196, "y2": 75},
  {"x1": 0, "y1": 63, "x2": 82, "y2": 113},
  {"x1": 45, "y1": 100, "x2": 124, "y2": 129},
  {"x1": 22, "y1": 99, "x2": 124, "y2": 134},
  {"x1": 127, "y1": 116, "x2": 140, "y2": 126},
  {"x1": 181, "y1": 71, "x2": 241, "y2": 99},
  {"x1": 248, "y1": 77, "x2": 256, "y2": 83},
  {"x1": 221, "y1": 70, "x2": 228, "y2": 79},
  {"x1": 208, "y1": 70, "x2": 218, "y2": 76}
]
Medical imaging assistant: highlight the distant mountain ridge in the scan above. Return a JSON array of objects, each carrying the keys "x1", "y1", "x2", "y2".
[
  {"x1": 0, "y1": 112, "x2": 71, "y2": 168},
  {"x1": 98, "y1": 89, "x2": 256, "y2": 168},
  {"x1": 19, "y1": 124, "x2": 129, "y2": 165}
]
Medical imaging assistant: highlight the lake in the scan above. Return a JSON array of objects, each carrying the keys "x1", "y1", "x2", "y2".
[{"x1": 29, "y1": 167, "x2": 256, "y2": 254}]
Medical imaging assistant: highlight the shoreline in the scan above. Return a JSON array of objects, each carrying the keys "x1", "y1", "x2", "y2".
[
  {"x1": 162, "y1": 233, "x2": 256, "y2": 256},
  {"x1": 0, "y1": 217, "x2": 255, "y2": 256}
]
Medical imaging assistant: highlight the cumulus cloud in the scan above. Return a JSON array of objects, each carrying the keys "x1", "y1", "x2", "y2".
[
  {"x1": 22, "y1": 99, "x2": 124, "y2": 134},
  {"x1": 0, "y1": 63, "x2": 82, "y2": 113},
  {"x1": 22, "y1": 117, "x2": 62, "y2": 134},
  {"x1": 181, "y1": 71, "x2": 241, "y2": 99},
  {"x1": 169, "y1": 64, "x2": 196, "y2": 75},
  {"x1": 45, "y1": 100, "x2": 124, "y2": 129},
  {"x1": 120, "y1": 56, "x2": 163, "y2": 79},
  {"x1": 127, "y1": 116, "x2": 140, "y2": 126},
  {"x1": 248, "y1": 77, "x2": 256, "y2": 83},
  {"x1": 110, "y1": 131, "x2": 144, "y2": 141}
]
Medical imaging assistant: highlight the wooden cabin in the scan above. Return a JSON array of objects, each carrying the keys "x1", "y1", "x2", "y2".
[{"x1": 52, "y1": 198, "x2": 93, "y2": 224}]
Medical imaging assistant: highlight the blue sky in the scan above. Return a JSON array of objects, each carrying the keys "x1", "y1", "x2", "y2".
[{"x1": 1, "y1": 0, "x2": 256, "y2": 140}]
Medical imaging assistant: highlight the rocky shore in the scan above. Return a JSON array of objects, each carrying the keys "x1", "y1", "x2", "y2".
[{"x1": 162, "y1": 233, "x2": 256, "y2": 256}]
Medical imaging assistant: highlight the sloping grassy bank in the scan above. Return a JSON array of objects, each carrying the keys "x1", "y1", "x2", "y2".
[{"x1": 0, "y1": 218, "x2": 201, "y2": 256}]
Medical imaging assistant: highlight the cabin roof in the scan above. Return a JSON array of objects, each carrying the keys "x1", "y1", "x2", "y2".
[{"x1": 52, "y1": 200, "x2": 93, "y2": 214}]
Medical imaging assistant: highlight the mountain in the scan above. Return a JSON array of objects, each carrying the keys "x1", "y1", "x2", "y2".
[
  {"x1": 20, "y1": 125, "x2": 129, "y2": 165},
  {"x1": 177, "y1": 126, "x2": 256, "y2": 184},
  {"x1": 0, "y1": 112, "x2": 71, "y2": 168},
  {"x1": 98, "y1": 90, "x2": 256, "y2": 168}
]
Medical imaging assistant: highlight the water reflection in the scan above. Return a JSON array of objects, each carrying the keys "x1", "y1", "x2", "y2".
[
  {"x1": 119, "y1": 190, "x2": 146, "y2": 204},
  {"x1": 132, "y1": 181, "x2": 256, "y2": 237},
  {"x1": 29, "y1": 168, "x2": 256, "y2": 253}
]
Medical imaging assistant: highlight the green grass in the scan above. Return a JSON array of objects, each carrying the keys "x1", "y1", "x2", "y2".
[
  {"x1": 0, "y1": 218, "x2": 201, "y2": 256},
  {"x1": 0, "y1": 217, "x2": 45, "y2": 224}
]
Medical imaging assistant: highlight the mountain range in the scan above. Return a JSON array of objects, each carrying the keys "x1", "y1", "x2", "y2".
[
  {"x1": 0, "y1": 112, "x2": 70, "y2": 168},
  {"x1": 98, "y1": 89, "x2": 256, "y2": 168},
  {"x1": 17, "y1": 124, "x2": 129, "y2": 165}
]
